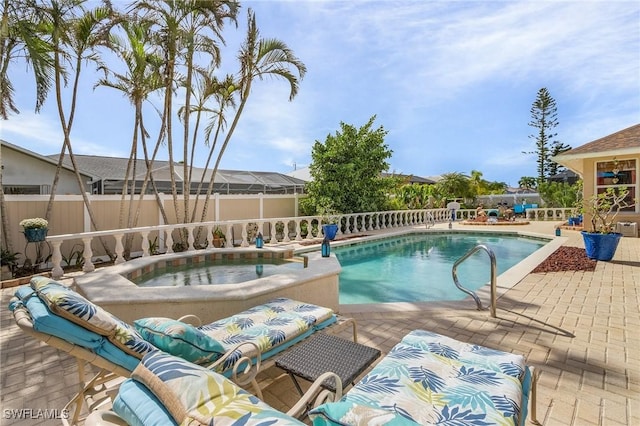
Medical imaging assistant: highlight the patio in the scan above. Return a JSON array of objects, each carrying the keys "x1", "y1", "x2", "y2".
[{"x1": 1, "y1": 222, "x2": 638, "y2": 425}]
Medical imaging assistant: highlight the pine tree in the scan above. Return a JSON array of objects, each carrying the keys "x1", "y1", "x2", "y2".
[{"x1": 527, "y1": 88, "x2": 563, "y2": 181}]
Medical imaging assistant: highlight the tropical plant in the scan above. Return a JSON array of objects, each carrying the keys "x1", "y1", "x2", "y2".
[
  {"x1": 583, "y1": 187, "x2": 631, "y2": 234},
  {"x1": 0, "y1": 0, "x2": 54, "y2": 119},
  {"x1": 97, "y1": 16, "x2": 167, "y2": 258},
  {"x1": 1, "y1": 248, "x2": 20, "y2": 267},
  {"x1": 305, "y1": 115, "x2": 393, "y2": 215},
  {"x1": 196, "y1": 9, "x2": 307, "y2": 226},
  {"x1": 435, "y1": 172, "x2": 473, "y2": 202},
  {"x1": 26, "y1": 0, "x2": 116, "y2": 259},
  {"x1": 538, "y1": 180, "x2": 582, "y2": 208},
  {"x1": 212, "y1": 227, "x2": 226, "y2": 247},
  {"x1": 518, "y1": 176, "x2": 537, "y2": 191},
  {"x1": 61, "y1": 243, "x2": 84, "y2": 268}
]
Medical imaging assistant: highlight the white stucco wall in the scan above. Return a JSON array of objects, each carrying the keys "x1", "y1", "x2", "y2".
[{"x1": 1, "y1": 143, "x2": 90, "y2": 195}]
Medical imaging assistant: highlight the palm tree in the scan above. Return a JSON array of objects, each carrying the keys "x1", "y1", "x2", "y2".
[
  {"x1": 197, "y1": 9, "x2": 307, "y2": 224},
  {"x1": 38, "y1": 0, "x2": 115, "y2": 258},
  {"x1": 436, "y1": 172, "x2": 472, "y2": 202},
  {"x1": 179, "y1": 71, "x2": 236, "y2": 224},
  {"x1": 133, "y1": 0, "x2": 238, "y2": 238},
  {"x1": 0, "y1": 0, "x2": 54, "y2": 119},
  {"x1": 96, "y1": 16, "x2": 167, "y2": 257}
]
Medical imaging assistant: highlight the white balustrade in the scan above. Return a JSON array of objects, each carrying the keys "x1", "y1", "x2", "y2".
[{"x1": 45, "y1": 209, "x2": 453, "y2": 279}]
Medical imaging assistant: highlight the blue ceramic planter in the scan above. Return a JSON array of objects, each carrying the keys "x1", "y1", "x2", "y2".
[
  {"x1": 24, "y1": 227, "x2": 48, "y2": 242},
  {"x1": 581, "y1": 231, "x2": 622, "y2": 261},
  {"x1": 322, "y1": 224, "x2": 339, "y2": 240}
]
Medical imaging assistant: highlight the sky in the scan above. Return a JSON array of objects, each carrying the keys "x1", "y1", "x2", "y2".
[{"x1": 2, "y1": 1, "x2": 639, "y2": 187}]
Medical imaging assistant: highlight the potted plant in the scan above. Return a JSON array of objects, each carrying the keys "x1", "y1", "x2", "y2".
[
  {"x1": 319, "y1": 208, "x2": 340, "y2": 241},
  {"x1": 581, "y1": 187, "x2": 631, "y2": 261},
  {"x1": 212, "y1": 227, "x2": 226, "y2": 248},
  {"x1": 1, "y1": 248, "x2": 20, "y2": 280},
  {"x1": 19, "y1": 217, "x2": 49, "y2": 242}
]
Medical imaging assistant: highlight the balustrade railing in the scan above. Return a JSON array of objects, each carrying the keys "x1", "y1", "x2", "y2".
[
  {"x1": 526, "y1": 208, "x2": 575, "y2": 221},
  {"x1": 46, "y1": 209, "x2": 449, "y2": 279}
]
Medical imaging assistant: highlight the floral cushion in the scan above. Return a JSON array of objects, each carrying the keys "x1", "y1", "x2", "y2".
[
  {"x1": 123, "y1": 350, "x2": 304, "y2": 425},
  {"x1": 134, "y1": 318, "x2": 226, "y2": 365},
  {"x1": 310, "y1": 330, "x2": 526, "y2": 426},
  {"x1": 198, "y1": 297, "x2": 336, "y2": 369},
  {"x1": 31, "y1": 276, "x2": 155, "y2": 359},
  {"x1": 10, "y1": 285, "x2": 104, "y2": 349}
]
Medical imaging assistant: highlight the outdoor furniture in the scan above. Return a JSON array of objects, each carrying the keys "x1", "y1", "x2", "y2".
[
  {"x1": 309, "y1": 329, "x2": 539, "y2": 426},
  {"x1": 83, "y1": 329, "x2": 539, "y2": 426},
  {"x1": 85, "y1": 350, "x2": 335, "y2": 426},
  {"x1": 9, "y1": 276, "x2": 356, "y2": 425},
  {"x1": 275, "y1": 333, "x2": 381, "y2": 395}
]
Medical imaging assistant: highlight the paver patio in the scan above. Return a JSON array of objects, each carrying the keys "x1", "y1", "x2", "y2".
[{"x1": 1, "y1": 223, "x2": 638, "y2": 425}]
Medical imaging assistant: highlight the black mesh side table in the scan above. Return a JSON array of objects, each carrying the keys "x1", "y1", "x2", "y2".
[{"x1": 275, "y1": 333, "x2": 381, "y2": 395}]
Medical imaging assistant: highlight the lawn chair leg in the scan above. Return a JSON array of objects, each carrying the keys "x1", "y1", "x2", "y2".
[{"x1": 530, "y1": 366, "x2": 540, "y2": 425}]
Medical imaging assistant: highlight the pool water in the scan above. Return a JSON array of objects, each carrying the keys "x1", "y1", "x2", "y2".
[
  {"x1": 334, "y1": 233, "x2": 546, "y2": 304},
  {"x1": 133, "y1": 258, "x2": 303, "y2": 287}
]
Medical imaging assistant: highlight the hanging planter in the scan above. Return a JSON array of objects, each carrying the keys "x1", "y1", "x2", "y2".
[{"x1": 24, "y1": 227, "x2": 48, "y2": 242}]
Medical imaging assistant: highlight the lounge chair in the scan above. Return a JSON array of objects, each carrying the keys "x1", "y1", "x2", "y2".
[
  {"x1": 309, "y1": 329, "x2": 539, "y2": 425},
  {"x1": 85, "y1": 350, "x2": 340, "y2": 426},
  {"x1": 9, "y1": 276, "x2": 355, "y2": 425},
  {"x1": 84, "y1": 330, "x2": 539, "y2": 426}
]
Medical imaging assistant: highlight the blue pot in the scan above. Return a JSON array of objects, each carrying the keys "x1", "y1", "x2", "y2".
[
  {"x1": 24, "y1": 227, "x2": 48, "y2": 242},
  {"x1": 581, "y1": 231, "x2": 622, "y2": 261},
  {"x1": 322, "y1": 224, "x2": 339, "y2": 240}
]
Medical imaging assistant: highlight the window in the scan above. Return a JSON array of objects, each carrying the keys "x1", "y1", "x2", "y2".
[{"x1": 596, "y1": 159, "x2": 637, "y2": 212}]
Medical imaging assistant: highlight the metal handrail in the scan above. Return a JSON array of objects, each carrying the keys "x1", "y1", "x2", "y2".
[{"x1": 452, "y1": 244, "x2": 497, "y2": 317}]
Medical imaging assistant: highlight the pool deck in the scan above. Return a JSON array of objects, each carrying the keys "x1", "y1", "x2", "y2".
[{"x1": 1, "y1": 221, "x2": 639, "y2": 425}]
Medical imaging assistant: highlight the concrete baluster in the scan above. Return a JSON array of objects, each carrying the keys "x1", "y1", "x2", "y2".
[
  {"x1": 51, "y1": 241, "x2": 64, "y2": 279},
  {"x1": 241, "y1": 223, "x2": 249, "y2": 247},
  {"x1": 141, "y1": 231, "x2": 150, "y2": 256},
  {"x1": 225, "y1": 224, "x2": 233, "y2": 248},
  {"x1": 166, "y1": 229, "x2": 174, "y2": 254},
  {"x1": 82, "y1": 238, "x2": 95, "y2": 272},
  {"x1": 114, "y1": 233, "x2": 125, "y2": 264},
  {"x1": 206, "y1": 225, "x2": 214, "y2": 248},
  {"x1": 283, "y1": 220, "x2": 292, "y2": 242},
  {"x1": 187, "y1": 226, "x2": 195, "y2": 250},
  {"x1": 295, "y1": 220, "x2": 302, "y2": 241},
  {"x1": 269, "y1": 221, "x2": 278, "y2": 243}
]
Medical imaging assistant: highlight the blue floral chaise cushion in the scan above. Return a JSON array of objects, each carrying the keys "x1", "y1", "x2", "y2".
[
  {"x1": 135, "y1": 297, "x2": 336, "y2": 372},
  {"x1": 114, "y1": 350, "x2": 304, "y2": 425},
  {"x1": 30, "y1": 276, "x2": 155, "y2": 359},
  {"x1": 310, "y1": 329, "x2": 530, "y2": 426}
]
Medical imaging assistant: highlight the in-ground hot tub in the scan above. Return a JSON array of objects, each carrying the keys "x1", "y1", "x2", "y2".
[{"x1": 74, "y1": 247, "x2": 341, "y2": 324}]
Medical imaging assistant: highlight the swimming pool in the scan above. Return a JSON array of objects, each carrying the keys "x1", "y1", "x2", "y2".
[
  {"x1": 133, "y1": 258, "x2": 304, "y2": 287},
  {"x1": 335, "y1": 233, "x2": 547, "y2": 304}
]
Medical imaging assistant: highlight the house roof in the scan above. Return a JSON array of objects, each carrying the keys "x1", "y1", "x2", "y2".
[
  {"x1": 381, "y1": 173, "x2": 436, "y2": 184},
  {"x1": 1, "y1": 140, "x2": 92, "y2": 177},
  {"x1": 552, "y1": 123, "x2": 640, "y2": 174},
  {"x1": 562, "y1": 123, "x2": 640, "y2": 156}
]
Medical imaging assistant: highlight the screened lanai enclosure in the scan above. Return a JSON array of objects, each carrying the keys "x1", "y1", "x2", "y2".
[{"x1": 51, "y1": 155, "x2": 306, "y2": 195}]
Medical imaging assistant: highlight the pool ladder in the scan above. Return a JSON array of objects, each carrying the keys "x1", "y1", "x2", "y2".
[{"x1": 452, "y1": 244, "x2": 497, "y2": 318}]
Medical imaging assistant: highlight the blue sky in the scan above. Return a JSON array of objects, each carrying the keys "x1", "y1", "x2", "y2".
[{"x1": 3, "y1": 1, "x2": 639, "y2": 187}]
